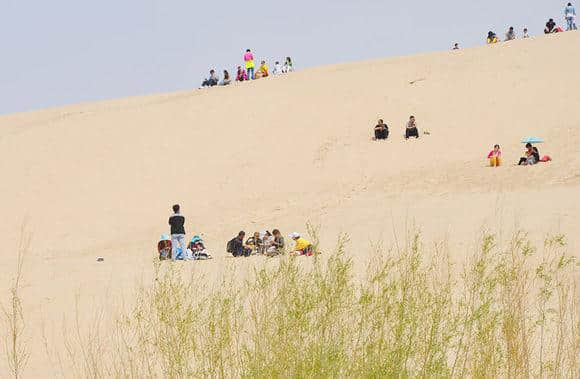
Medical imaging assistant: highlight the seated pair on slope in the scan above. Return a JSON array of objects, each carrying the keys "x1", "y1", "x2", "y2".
[
  {"x1": 373, "y1": 116, "x2": 419, "y2": 140},
  {"x1": 517, "y1": 143, "x2": 552, "y2": 166}
]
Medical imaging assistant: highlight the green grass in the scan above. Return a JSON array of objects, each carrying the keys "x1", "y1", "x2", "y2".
[{"x1": 6, "y1": 227, "x2": 579, "y2": 378}]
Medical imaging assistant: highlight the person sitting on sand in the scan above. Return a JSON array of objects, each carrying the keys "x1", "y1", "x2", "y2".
[
  {"x1": 202, "y1": 70, "x2": 219, "y2": 87},
  {"x1": 282, "y1": 57, "x2": 293, "y2": 73},
  {"x1": 158, "y1": 234, "x2": 172, "y2": 260},
  {"x1": 505, "y1": 26, "x2": 516, "y2": 41},
  {"x1": 545, "y1": 18, "x2": 557, "y2": 33},
  {"x1": 565, "y1": 3, "x2": 577, "y2": 31},
  {"x1": 487, "y1": 144, "x2": 502, "y2": 167},
  {"x1": 266, "y1": 229, "x2": 285, "y2": 256},
  {"x1": 222, "y1": 70, "x2": 231, "y2": 86},
  {"x1": 289, "y1": 232, "x2": 314, "y2": 256},
  {"x1": 518, "y1": 143, "x2": 540, "y2": 165},
  {"x1": 531, "y1": 146, "x2": 540, "y2": 163},
  {"x1": 261, "y1": 230, "x2": 274, "y2": 249},
  {"x1": 523, "y1": 28, "x2": 530, "y2": 38},
  {"x1": 236, "y1": 66, "x2": 248, "y2": 82},
  {"x1": 227, "y1": 231, "x2": 252, "y2": 257},
  {"x1": 259, "y1": 61, "x2": 269, "y2": 77},
  {"x1": 487, "y1": 31, "x2": 499, "y2": 44},
  {"x1": 273, "y1": 61, "x2": 282, "y2": 75},
  {"x1": 246, "y1": 232, "x2": 264, "y2": 254},
  {"x1": 453, "y1": 43, "x2": 460, "y2": 50},
  {"x1": 374, "y1": 119, "x2": 389, "y2": 140},
  {"x1": 187, "y1": 235, "x2": 212, "y2": 260},
  {"x1": 405, "y1": 116, "x2": 419, "y2": 139}
]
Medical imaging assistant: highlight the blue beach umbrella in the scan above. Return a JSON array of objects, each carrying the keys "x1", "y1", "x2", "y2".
[{"x1": 521, "y1": 137, "x2": 544, "y2": 144}]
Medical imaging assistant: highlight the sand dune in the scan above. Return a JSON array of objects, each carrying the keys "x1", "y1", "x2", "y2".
[{"x1": 1, "y1": 31, "x2": 580, "y2": 376}]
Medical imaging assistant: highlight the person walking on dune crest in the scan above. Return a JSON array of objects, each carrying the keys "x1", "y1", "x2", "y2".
[{"x1": 565, "y1": 2, "x2": 577, "y2": 30}]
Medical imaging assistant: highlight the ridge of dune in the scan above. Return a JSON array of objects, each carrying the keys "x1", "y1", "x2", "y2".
[{"x1": 1, "y1": 31, "x2": 580, "y2": 376}]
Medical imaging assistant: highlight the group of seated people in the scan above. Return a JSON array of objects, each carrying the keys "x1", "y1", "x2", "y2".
[
  {"x1": 158, "y1": 234, "x2": 212, "y2": 260},
  {"x1": 236, "y1": 61, "x2": 271, "y2": 81},
  {"x1": 202, "y1": 57, "x2": 294, "y2": 87},
  {"x1": 373, "y1": 116, "x2": 420, "y2": 140},
  {"x1": 544, "y1": 18, "x2": 565, "y2": 34},
  {"x1": 486, "y1": 27, "x2": 529, "y2": 44},
  {"x1": 226, "y1": 230, "x2": 314, "y2": 257},
  {"x1": 486, "y1": 142, "x2": 551, "y2": 167}
]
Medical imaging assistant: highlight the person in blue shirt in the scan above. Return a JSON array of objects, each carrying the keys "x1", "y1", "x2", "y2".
[{"x1": 565, "y1": 2, "x2": 577, "y2": 30}]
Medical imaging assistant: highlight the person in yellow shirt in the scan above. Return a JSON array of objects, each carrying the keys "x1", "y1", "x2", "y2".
[
  {"x1": 290, "y1": 232, "x2": 313, "y2": 256},
  {"x1": 259, "y1": 61, "x2": 269, "y2": 77},
  {"x1": 486, "y1": 31, "x2": 499, "y2": 44}
]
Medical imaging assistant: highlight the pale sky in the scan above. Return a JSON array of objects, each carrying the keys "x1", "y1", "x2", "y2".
[{"x1": 0, "y1": 0, "x2": 568, "y2": 114}]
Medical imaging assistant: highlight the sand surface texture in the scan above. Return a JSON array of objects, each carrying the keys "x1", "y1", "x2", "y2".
[{"x1": 1, "y1": 31, "x2": 579, "y2": 376}]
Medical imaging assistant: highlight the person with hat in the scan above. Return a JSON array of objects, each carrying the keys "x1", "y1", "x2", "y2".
[
  {"x1": 187, "y1": 235, "x2": 212, "y2": 260},
  {"x1": 158, "y1": 234, "x2": 172, "y2": 260},
  {"x1": 289, "y1": 232, "x2": 314, "y2": 256},
  {"x1": 487, "y1": 31, "x2": 499, "y2": 43}
]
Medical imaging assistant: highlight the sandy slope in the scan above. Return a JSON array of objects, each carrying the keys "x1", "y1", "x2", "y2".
[{"x1": 1, "y1": 31, "x2": 580, "y2": 376}]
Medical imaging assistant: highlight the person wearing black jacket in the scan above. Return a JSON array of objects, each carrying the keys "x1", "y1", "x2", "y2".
[
  {"x1": 374, "y1": 119, "x2": 389, "y2": 140},
  {"x1": 169, "y1": 204, "x2": 187, "y2": 261},
  {"x1": 227, "y1": 231, "x2": 252, "y2": 257}
]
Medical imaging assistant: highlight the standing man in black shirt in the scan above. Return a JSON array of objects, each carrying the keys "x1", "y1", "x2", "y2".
[{"x1": 169, "y1": 204, "x2": 187, "y2": 261}]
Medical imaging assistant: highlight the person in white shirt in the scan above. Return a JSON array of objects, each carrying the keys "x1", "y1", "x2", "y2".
[{"x1": 273, "y1": 61, "x2": 282, "y2": 75}]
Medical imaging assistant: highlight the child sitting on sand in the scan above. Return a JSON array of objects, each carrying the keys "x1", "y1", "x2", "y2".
[
  {"x1": 487, "y1": 144, "x2": 502, "y2": 167},
  {"x1": 187, "y1": 235, "x2": 211, "y2": 260}
]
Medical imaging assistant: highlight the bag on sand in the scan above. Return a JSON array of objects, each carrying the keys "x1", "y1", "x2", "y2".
[{"x1": 226, "y1": 238, "x2": 236, "y2": 253}]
